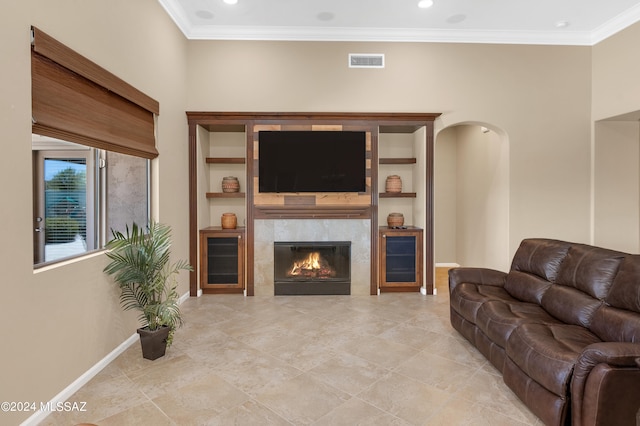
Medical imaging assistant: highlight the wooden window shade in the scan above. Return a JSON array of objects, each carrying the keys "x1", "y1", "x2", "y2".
[{"x1": 31, "y1": 26, "x2": 159, "y2": 159}]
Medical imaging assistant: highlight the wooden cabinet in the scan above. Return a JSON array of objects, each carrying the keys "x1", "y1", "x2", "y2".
[
  {"x1": 199, "y1": 227, "x2": 245, "y2": 294},
  {"x1": 379, "y1": 226, "x2": 423, "y2": 292}
]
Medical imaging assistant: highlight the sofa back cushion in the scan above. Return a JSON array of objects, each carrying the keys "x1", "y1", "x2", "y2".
[
  {"x1": 505, "y1": 271, "x2": 552, "y2": 304},
  {"x1": 540, "y1": 244, "x2": 623, "y2": 328},
  {"x1": 590, "y1": 306, "x2": 640, "y2": 343},
  {"x1": 541, "y1": 285, "x2": 603, "y2": 328},
  {"x1": 590, "y1": 255, "x2": 640, "y2": 342},
  {"x1": 605, "y1": 255, "x2": 640, "y2": 313},
  {"x1": 505, "y1": 239, "x2": 570, "y2": 303},
  {"x1": 555, "y1": 244, "x2": 624, "y2": 300}
]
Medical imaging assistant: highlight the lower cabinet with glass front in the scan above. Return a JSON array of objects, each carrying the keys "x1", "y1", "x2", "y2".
[
  {"x1": 199, "y1": 227, "x2": 245, "y2": 294},
  {"x1": 379, "y1": 226, "x2": 423, "y2": 292}
]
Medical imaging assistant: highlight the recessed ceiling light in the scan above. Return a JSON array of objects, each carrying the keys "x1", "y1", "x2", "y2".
[
  {"x1": 555, "y1": 20, "x2": 570, "y2": 28},
  {"x1": 317, "y1": 12, "x2": 335, "y2": 22},
  {"x1": 195, "y1": 10, "x2": 214, "y2": 19},
  {"x1": 418, "y1": 0, "x2": 434, "y2": 9},
  {"x1": 223, "y1": 0, "x2": 238, "y2": 5},
  {"x1": 446, "y1": 14, "x2": 467, "y2": 24}
]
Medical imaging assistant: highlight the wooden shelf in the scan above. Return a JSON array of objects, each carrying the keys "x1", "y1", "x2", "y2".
[
  {"x1": 206, "y1": 192, "x2": 246, "y2": 198},
  {"x1": 379, "y1": 192, "x2": 417, "y2": 198},
  {"x1": 206, "y1": 157, "x2": 246, "y2": 164},
  {"x1": 379, "y1": 158, "x2": 416, "y2": 165}
]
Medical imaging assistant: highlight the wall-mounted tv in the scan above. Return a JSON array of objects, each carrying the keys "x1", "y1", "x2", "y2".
[{"x1": 258, "y1": 130, "x2": 366, "y2": 193}]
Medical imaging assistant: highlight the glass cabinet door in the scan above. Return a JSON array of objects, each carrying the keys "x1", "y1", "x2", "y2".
[
  {"x1": 379, "y1": 227, "x2": 423, "y2": 291},
  {"x1": 199, "y1": 227, "x2": 244, "y2": 294}
]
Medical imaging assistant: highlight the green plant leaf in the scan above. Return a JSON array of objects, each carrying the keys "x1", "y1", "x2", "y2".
[{"x1": 103, "y1": 222, "x2": 192, "y2": 346}]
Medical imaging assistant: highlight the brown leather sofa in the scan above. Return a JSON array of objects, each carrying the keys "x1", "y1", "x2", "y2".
[{"x1": 448, "y1": 238, "x2": 640, "y2": 425}]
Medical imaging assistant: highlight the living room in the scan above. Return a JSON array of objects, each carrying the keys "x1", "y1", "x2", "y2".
[{"x1": 4, "y1": 1, "x2": 640, "y2": 424}]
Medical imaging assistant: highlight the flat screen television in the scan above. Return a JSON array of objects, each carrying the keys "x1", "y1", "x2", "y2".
[{"x1": 258, "y1": 130, "x2": 366, "y2": 193}]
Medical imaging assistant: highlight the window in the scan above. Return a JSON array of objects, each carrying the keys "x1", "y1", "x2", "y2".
[
  {"x1": 31, "y1": 27, "x2": 158, "y2": 267},
  {"x1": 32, "y1": 136, "x2": 149, "y2": 266}
]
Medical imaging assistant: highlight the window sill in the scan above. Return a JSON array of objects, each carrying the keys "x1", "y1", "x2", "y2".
[{"x1": 33, "y1": 249, "x2": 106, "y2": 274}]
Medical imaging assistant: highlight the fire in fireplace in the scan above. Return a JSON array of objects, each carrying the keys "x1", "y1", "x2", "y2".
[{"x1": 274, "y1": 241, "x2": 351, "y2": 295}]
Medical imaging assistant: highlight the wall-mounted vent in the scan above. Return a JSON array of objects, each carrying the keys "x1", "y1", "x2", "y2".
[{"x1": 349, "y1": 53, "x2": 384, "y2": 68}]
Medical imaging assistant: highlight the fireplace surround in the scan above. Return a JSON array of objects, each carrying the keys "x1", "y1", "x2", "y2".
[{"x1": 274, "y1": 241, "x2": 351, "y2": 295}]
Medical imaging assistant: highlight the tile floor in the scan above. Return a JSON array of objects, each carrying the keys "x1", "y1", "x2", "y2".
[{"x1": 42, "y1": 281, "x2": 542, "y2": 425}]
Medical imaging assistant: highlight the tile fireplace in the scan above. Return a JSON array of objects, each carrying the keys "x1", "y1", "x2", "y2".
[{"x1": 274, "y1": 241, "x2": 351, "y2": 295}]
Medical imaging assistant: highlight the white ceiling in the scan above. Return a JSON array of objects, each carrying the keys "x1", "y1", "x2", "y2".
[{"x1": 159, "y1": 0, "x2": 640, "y2": 45}]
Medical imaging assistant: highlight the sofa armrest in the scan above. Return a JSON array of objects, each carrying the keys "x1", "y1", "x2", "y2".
[
  {"x1": 571, "y1": 342, "x2": 640, "y2": 425},
  {"x1": 575, "y1": 342, "x2": 640, "y2": 372},
  {"x1": 448, "y1": 267, "x2": 507, "y2": 293}
]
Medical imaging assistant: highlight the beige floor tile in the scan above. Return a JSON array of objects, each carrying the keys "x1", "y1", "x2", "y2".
[
  {"x1": 212, "y1": 351, "x2": 303, "y2": 396},
  {"x1": 40, "y1": 374, "x2": 148, "y2": 425},
  {"x1": 357, "y1": 372, "x2": 452, "y2": 424},
  {"x1": 309, "y1": 353, "x2": 390, "y2": 395},
  {"x1": 426, "y1": 399, "x2": 530, "y2": 426},
  {"x1": 339, "y1": 334, "x2": 419, "y2": 368},
  {"x1": 42, "y1": 291, "x2": 541, "y2": 426},
  {"x1": 151, "y1": 373, "x2": 250, "y2": 424},
  {"x1": 208, "y1": 399, "x2": 291, "y2": 425},
  {"x1": 395, "y1": 351, "x2": 479, "y2": 393},
  {"x1": 127, "y1": 354, "x2": 209, "y2": 400},
  {"x1": 97, "y1": 401, "x2": 175, "y2": 425},
  {"x1": 254, "y1": 374, "x2": 350, "y2": 425},
  {"x1": 314, "y1": 397, "x2": 413, "y2": 426}
]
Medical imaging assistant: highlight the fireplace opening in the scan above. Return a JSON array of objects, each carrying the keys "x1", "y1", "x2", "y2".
[{"x1": 274, "y1": 241, "x2": 351, "y2": 295}]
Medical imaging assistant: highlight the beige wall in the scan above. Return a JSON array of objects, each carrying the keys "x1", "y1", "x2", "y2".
[
  {"x1": 434, "y1": 129, "x2": 458, "y2": 263},
  {"x1": 593, "y1": 120, "x2": 640, "y2": 252},
  {"x1": 1, "y1": 1, "x2": 188, "y2": 424},
  {"x1": 591, "y1": 24, "x2": 640, "y2": 253},
  {"x1": 188, "y1": 40, "x2": 593, "y2": 263},
  {"x1": 4, "y1": 1, "x2": 640, "y2": 422},
  {"x1": 435, "y1": 125, "x2": 510, "y2": 271},
  {"x1": 592, "y1": 23, "x2": 640, "y2": 121}
]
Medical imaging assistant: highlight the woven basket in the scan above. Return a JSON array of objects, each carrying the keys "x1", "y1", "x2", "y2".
[
  {"x1": 387, "y1": 212, "x2": 404, "y2": 228},
  {"x1": 221, "y1": 213, "x2": 237, "y2": 229},
  {"x1": 221, "y1": 176, "x2": 240, "y2": 193},
  {"x1": 385, "y1": 175, "x2": 402, "y2": 193}
]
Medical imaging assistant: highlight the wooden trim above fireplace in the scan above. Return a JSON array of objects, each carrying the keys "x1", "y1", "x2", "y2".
[{"x1": 254, "y1": 205, "x2": 371, "y2": 220}]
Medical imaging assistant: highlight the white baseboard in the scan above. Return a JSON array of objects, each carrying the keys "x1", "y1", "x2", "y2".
[
  {"x1": 22, "y1": 290, "x2": 193, "y2": 426},
  {"x1": 21, "y1": 333, "x2": 138, "y2": 426},
  {"x1": 436, "y1": 262, "x2": 460, "y2": 267}
]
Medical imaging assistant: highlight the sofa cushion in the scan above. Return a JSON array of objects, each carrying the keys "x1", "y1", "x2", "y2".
[
  {"x1": 506, "y1": 323, "x2": 602, "y2": 397},
  {"x1": 541, "y1": 285, "x2": 603, "y2": 328},
  {"x1": 504, "y1": 239, "x2": 570, "y2": 304},
  {"x1": 509, "y1": 238, "x2": 571, "y2": 282},
  {"x1": 605, "y1": 254, "x2": 640, "y2": 313},
  {"x1": 590, "y1": 306, "x2": 640, "y2": 343},
  {"x1": 555, "y1": 244, "x2": 624, "y2": 300},
  {"x1": 450, "y1": 283, "x2": 516, "y2": 324},
  {"x1": 504, "y1": 270, "x2": 553, "y2": 304},
  {"x1": 476, "y1": 300, "x2": 561, "y2": 348}
]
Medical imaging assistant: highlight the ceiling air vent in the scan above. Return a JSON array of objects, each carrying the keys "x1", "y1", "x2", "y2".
[{"x1": 349, "y1": 53, "x2": 384, "y2": 68}]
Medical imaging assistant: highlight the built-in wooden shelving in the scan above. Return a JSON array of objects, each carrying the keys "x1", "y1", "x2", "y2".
[
  {"x1": 206, "y1": 157, "x2": 246, "y2": 164},
  {"x1": 187, "y1": 111, "x2": 441, "y2": 297},
  {"x1": 379, "y1": 192, "x2": 417, "y2": 198},
  {"x1": 379, "y1": 158, "x2": 416, "y2": 165},
  {"x1": 206, "y1": 192, "x2": 245, "y2": 198}
]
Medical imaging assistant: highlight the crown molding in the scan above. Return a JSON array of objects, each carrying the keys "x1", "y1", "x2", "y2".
[
  {"x1": 590, "y1": 3, "x2": 640, "y2": 44},
  {"x1": 159, "y1": 0, "x2": 640, "y2": 46}
]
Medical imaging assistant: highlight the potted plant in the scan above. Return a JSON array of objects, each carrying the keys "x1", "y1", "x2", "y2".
[{"x1": 103, "y1": 222, "x2": 192, "y2": 360}]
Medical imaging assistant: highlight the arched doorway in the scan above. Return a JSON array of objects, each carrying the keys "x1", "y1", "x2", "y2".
[{"x1": 434, "y1": 123, "x2": 510, "y2": 276}]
